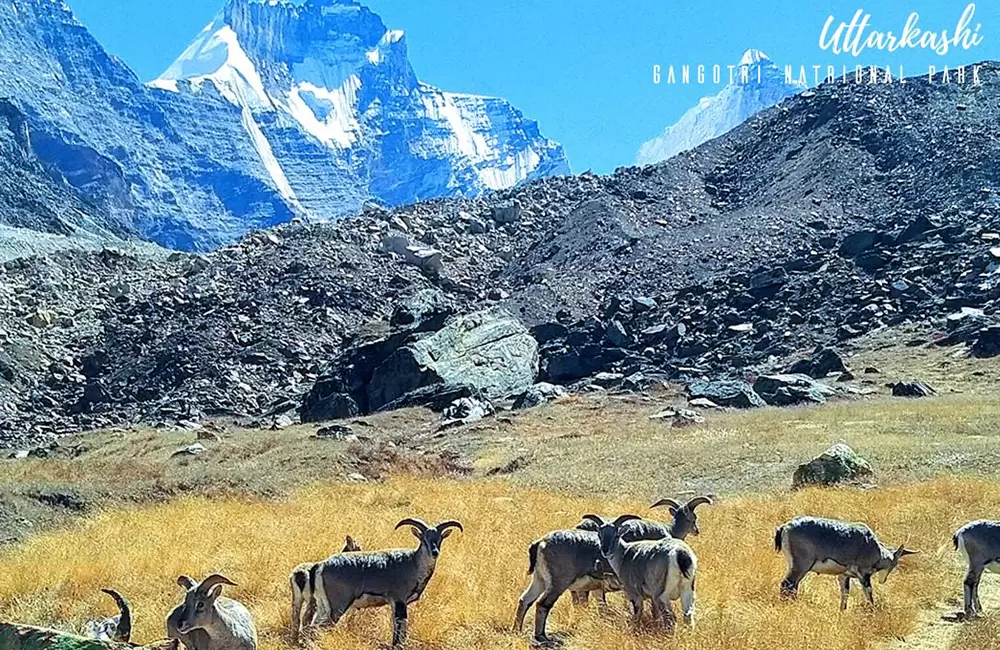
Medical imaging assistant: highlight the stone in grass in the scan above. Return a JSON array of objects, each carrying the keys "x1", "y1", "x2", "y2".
[
  {"x1": 793, "y1": 443, "x2": 874, "y2": 488},
  {"x1": 889, "y1": 381, "x2": 936, "y2": 398},
  {"x1": 688, "y1": 380, "x2": 766, "y2": 409}
]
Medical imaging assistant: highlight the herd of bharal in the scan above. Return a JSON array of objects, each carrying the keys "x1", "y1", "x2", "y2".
[{"x1": 77, "y1": 507, "x2": 1000, "y2": 649}]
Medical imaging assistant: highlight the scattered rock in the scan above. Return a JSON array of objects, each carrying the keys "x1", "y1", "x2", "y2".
[
  {"x1": 270, "y1": 413, "x2": 295, "y2": 430},
  {"x1": 440, "y1": 396, "x2": 495, "y2": 428},
  {"x1": 753, "y1": 374, "x2": 836, "y2": 406},
  {"x1": 889, "y1": 381, "x2": 936, "y2": 398},
  {"x1": 688, "y1": 397, "x2": 721, "y2": 409},
  {"x1": 314, "y1": 424, "x2": 354, "y2": 439},
  {"x1": 688, "y1": 380, "x2": 766, "y2": 409},
  {"x1": 839, "y1": 230, "x2": 881, "y2": 257},
  {"x1": 367, "y1": 309, "x2": 538, "y2": 411},
  {"x1": 513, "y1": 382, "x2": 566, "y2": 409},
  {"x1": 971, "y1": 325, "x2": 1000, "y2": 358},
  {"x1": 605, "y1": 320, "x2": 632, "y2": 347},
  {"x1": 793, "y1": 443, "x2": 873, "y2": 488},
  {"x1": 785, "y1": 347, "x2": 847, "y2": 378},
  {"x1": 26, "y1": 309, "x2": 55, "y2": 328},
  {"x1": 650, "y1": 408, "x2": 704, "y2": 427},
  {"x1": 171, "y1": 442, "x2": 207, "y2": 457},
  {"x1": 491, "y1": 201, "x2": 521, "y2": 224}
]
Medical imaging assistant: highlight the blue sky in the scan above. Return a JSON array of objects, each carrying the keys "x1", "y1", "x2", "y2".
[{"x1": 70, "y1": 0, "x2": 997, "y2": 173}]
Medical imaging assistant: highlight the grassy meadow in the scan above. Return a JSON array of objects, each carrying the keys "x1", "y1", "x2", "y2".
[{"x1": 0, "y1": 475, "x2": 997, "y2": 650}]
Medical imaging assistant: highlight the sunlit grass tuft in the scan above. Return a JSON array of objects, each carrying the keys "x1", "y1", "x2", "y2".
[{"x1": 0, "y1": 476, "x2": 995, "y2": 650}]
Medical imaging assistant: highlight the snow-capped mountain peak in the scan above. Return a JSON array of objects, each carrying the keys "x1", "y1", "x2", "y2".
[
  {"x1": 151, "y1": 0, "x2": 568, "y2": 216},
  {"x1": 739, "y1": 48, "x2": 770, "y2": 67},
  {"x1": 636, "y1": 50, "x2": 805, "y2": 166}
]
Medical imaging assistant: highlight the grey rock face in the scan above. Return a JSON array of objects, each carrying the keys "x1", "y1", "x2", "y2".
[{"x1": 367, "y1": 309, "x2": 538, "y2": 410}]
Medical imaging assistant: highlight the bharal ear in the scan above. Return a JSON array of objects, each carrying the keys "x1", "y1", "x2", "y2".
[{"x1": 410, "y1": 527, "x2": 424, "y2": 540}]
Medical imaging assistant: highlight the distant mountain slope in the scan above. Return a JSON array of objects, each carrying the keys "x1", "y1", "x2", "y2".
[
  {"x1": 0, "y1": 0, "x2": 295, "y2": 250},
  {"x1": 636, "y1": 50, "x2": 805, "y2": 165},
  {"x1": 151, "y1": 0, "x2": 569, "y2": 216},
  {"x1": 0, "y1": 97, "x2": 143, "y2": 260}
]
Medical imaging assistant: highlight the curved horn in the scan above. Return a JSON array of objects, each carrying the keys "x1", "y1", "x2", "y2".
[
  {"x1": 197, "y1": 574, "x2": 237, "y2": 594},
  {"x1": 101, "y1": 589, "x2": 131, "y2": 643},
  {"x1": 650, "y1": 498, "x2": 682, "y2": 510},
  {"x1": 176, "y1": 575, "x2": 197, "y2": 590},
  {"x1": 612, "y1": 514, "x2": 643, "y2": 527},
  {"x1": 436, "y1": 520, "x2": 464, "y2": 534},
  {"x1": 395, "y1": 518, "x2": 430, "y2": 533},
  {"x1": 685, "y1": 496, "x2": 713, "y2": 510},
  {"x1": 580, "y1": 514, "x2": 606, "y2": 527}
]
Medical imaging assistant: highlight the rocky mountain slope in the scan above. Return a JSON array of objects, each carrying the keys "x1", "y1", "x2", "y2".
[
  {"x1": 636, "y1": 50, "x2": 805, "y2": 165},
  {"x1": 0, "y1": 0, "x2": 567, "y2": 252},
  {"x1": 2, "y1": 62, "x2": 998, "y2": 448}
]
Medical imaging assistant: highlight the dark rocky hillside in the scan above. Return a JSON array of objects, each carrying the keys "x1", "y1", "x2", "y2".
[{"x1": 2, "y1": 63, "x2": 999, "y2": 448}]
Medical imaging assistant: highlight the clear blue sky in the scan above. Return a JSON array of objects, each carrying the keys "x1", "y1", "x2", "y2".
[{"x1": 70, "y1": 0, "x2": 997, "y2": 173}]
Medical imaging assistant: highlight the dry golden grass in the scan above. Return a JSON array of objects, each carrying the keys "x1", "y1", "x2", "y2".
[
  {"x1": 951, "y1": 615, "x2": 1000, "y2": 649},
  {"x1": 0, "y1": 476, "x2": 994, "y2": 650}
]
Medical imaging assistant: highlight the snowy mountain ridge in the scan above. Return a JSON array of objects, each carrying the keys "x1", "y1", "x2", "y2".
[
  {"x1": 0, "y1": 0, "x2": 566, "y2": 251},
  {"x1": 151, "y1": 0, "x2": 569, "y2": 218},
  {"x1": 637, "y1": 50, "x2": 806, "y2": 165}
]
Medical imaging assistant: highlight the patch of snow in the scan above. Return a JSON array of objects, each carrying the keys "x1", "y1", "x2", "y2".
[
  {"x1": 239, "y1": 106, "x2": 298, "y2": 204},
  {"x1": 420, "y1": 91, "x2": 490, "y2": 160},
  {"x1": 285, "y1": 78, "x2": 362, "y2": 149},
  {"x1": 739, "y1": 49, "x2": 770, "y2": 67},
  {"x1": 155, "y1": 22, "x2": 272, "y2": 110},
  {"x1": 148, "y1": 78, "x2": 179, "y2": 93}
]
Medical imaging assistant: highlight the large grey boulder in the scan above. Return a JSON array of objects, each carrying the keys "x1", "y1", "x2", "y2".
[
  {"x1": 753, "y1": 374, "x2": 837, "y2": 406},
  {"x1": 793, "y1": 443, "x2": 873, "y2": 488},
  {"x1": 367, "y1": 309, "x2": 538, "y2": 411}
]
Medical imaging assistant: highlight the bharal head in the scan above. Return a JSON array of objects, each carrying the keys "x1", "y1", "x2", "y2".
[
  {"x1": 650, "y1": 495, "x2": 713, "y2": 539},
  {"x1": 580, "y1": 514, "x2": 643, "y2": 557},
  {"x1": 395, "y1": 518, "x2": 464, "y2": 558},
  {"x1": 174, "y1": 574, "x2": 238, "y2": 634},
  {"x1": 875, "y1": 544, "x2": 919, "y2": 584}
]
